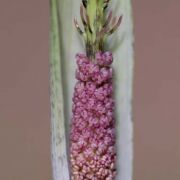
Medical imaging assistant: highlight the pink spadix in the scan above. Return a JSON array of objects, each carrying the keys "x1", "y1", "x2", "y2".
[{"x1": 70, "y1": 52, "x2": 116, "y2": 180}]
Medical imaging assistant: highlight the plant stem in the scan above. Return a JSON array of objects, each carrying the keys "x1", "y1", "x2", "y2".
[{"x1": 50, "y1": 0, "x2": 70, "y2": 179}]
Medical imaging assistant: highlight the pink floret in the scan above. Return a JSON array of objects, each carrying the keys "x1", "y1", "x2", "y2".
[
  {"x1": 96, "y1": 51, "x2": 113, "y2": 66},
  {"x1": 70, "y1": 52, "x2": 116, "y2": 180}
]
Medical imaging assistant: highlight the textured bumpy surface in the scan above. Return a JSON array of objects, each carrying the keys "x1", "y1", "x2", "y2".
[
  {"x1": 70, "y1": 52, "x2": 116, "y2": 180},
  {"x1": 50, "y1": 0, "x2": 134, "y2": 179}
]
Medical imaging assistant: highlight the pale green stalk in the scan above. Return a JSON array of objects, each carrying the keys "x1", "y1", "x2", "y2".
[
  {"x1": 50, "y1": 0, "x2": 134, "y2": 179},
  {"x1": 50, "y1": 0, "x2": 70, "y2": 179}
]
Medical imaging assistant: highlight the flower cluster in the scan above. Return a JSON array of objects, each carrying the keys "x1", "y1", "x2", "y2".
[
  {"x1": 70, "y1": 52, "x2": 116, "y2": 180},
  {"x1": 75, "y1": 52, "x2": 113, "y2": 85}
]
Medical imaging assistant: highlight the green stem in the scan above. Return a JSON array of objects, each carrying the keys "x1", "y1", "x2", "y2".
[
  {"x1": 76, "y1": 0, "x2": 122, "y2": 59},
  {"x1": 84, "y1": 0, "x2": 105, "y2": 58}
]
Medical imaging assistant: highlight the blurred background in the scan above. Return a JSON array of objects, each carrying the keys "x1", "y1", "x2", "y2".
[
  {"x1": 133, "y1": 0, "x2": 180, "y2": 179},
  {"x1": 0, "y1": 0, "x2": 180, "y2": 180}
]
